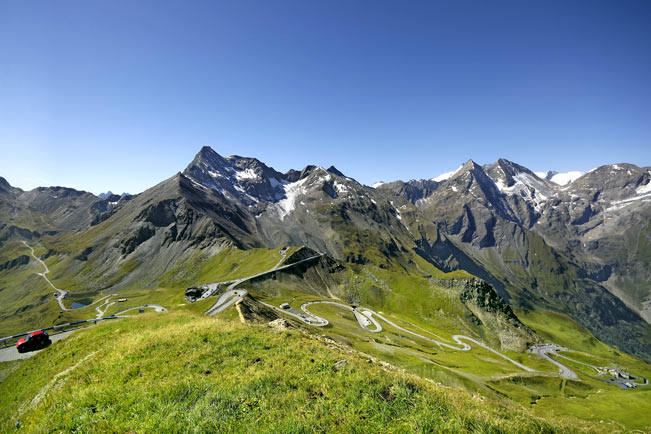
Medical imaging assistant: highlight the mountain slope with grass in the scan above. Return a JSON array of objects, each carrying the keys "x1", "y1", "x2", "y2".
[{"x1": 0, "y1": 312, "x2": 613, "y2": 433}]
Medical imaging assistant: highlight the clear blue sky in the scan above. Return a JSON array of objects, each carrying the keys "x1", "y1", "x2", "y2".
[{"x1": 1, "y1": 0, "x2": 650, "y2": 194}]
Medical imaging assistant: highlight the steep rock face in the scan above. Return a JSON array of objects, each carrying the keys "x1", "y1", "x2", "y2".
[
  {"x1": 460, "y1": 279, "x2": 520, "y2": 320},
  {"x1": 458, "y1": 279, "x2": 541, "y2": 352},
  {"x1": 377, "y1": 179, "x2": 440, "y2": 203},
  {"x1": 234, "y1": 294, "x2": 280, "y2": 324},
  {"x1": 90, "y1": 194, "x2": 133, "y2": 226},
  {"x1": 484, "y1": 158, "x2": 555, "y2": 227}
]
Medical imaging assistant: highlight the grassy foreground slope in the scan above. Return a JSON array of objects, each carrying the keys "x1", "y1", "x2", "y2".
[{"x1": 0, "y1": 312, "x2": 606, "y2": 434}]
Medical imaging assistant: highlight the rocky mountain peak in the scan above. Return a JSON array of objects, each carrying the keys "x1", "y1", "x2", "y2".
[
  {"x1": 183, "y1": 147, "x2": 287, "y2": 205},
  {"x1": 190, "y1": 146, "x2": 230, "y2": 171},
  {"x1": 492, "y1": 158, "x2": 534, "y2": 178},
  {"x1": 461, "y1": 159, "x2": 482, "y2": 172},
  {"x1": 326, "y1": 165, "x2": 345, "y2": 177},
  {"x1": 485, "y1": 159, "x2": 556, "y2": 200},
  {"x1": 0, "y1": 176, "x2": 11, "y2": 193},
  {"x1": 285, "y1": 165, "x2": 320, "y2": 183}
]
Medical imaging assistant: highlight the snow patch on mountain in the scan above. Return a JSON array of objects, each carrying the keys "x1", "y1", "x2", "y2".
[
  {"x1": 207, "y1": 170, "x2": 226, "y2": 179},
  {"x1": 334, "y1": 181, "x2": 348, "y2": 195},
  {"x1": 549, "y1": 171, "x2": 585, "y2": 186},
  {"x1": 495, "y1": 173, "x2": 552, "y2": 211},
  {"x1": 637, "y1": 182, "x2": 651, "y2": 195},
  {"x1": 235, "y1": 168, "x2": 258, "y2": 181},
  {"x1": 432, "y1": 165, "x2": 463, "y2": 182},
  {"x1": 535, "y1": 170, "x2": 584, "y2": 185},
  {"x1": 605, "y1": 191, "x2": 651, "y2": 212},
  {"x1": 371, "y1": 182, "x2": 385, "y2": 188},
  {"x1": 275, "y1": 178, "x2": 309, "y2": 220}
]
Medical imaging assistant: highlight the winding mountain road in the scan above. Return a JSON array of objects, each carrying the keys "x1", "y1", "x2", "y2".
[
  {"x1": 22, "y1": 241, "x2": 69, "y2": 311},
  {"x1": 204, "y1": 253, "x2": 322, "y2": 315},
  {"x1": 528, "y1": 345, "x2": 578, "y2": 379},
  {"x1": 22, "y1": 241, "x2": 118, "y2": 313},
  {"x1": 282, "y1": 298, "x2": 534, "y2": 372},
  {"x1": 207, "y1": 287, "x2": 536, "y2": 373},
  {"x1": 554, "y1": 350, "x2": 602, "y2": 374},
  {"x1": 17, "y1": 239, "x2": 625, "y2": 382}
]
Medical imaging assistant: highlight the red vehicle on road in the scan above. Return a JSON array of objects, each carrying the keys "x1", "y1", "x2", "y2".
[{"x1": 16, "y1": 330, "x2": 51, "y2": 353}]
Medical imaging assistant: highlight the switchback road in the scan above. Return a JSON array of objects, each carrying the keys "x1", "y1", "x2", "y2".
[
  {"x1": 208, "y1": 289, "x2": 535, "y2": 373},
  {"x1": 22, "y1": 241, "x2": 118, "y2": 313}
]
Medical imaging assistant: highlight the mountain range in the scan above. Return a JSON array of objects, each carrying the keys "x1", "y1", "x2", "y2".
[{"x1": 1, "y1": 146, "x2": 649, "y2": 360}]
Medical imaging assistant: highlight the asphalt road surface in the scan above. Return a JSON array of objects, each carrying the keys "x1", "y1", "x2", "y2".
[
  {"x1": 528, "y1": 344, "x2": 578, "y2": 379},
  {"x1": 113, "y1": 304, "x2": 167, "y2": 316},
  {"x1": 0, "y1": 330, "x2": 76, "y2": 363}
]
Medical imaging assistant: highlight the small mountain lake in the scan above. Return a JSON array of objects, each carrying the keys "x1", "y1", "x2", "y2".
[{"x1": 70, "y1": 302, "x2": 88, "y2": 309}]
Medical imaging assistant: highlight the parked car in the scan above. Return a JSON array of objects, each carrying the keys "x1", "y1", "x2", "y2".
[{"x1": 16, "y1": 330, "x2": 51, "y2": 353}]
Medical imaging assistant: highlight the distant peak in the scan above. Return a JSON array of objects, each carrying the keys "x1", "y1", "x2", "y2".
[
  {"x1": 189, "y1": 146, "x2": 228, "y2": 168},
  {"x1": 0, "y1": 176, "x2": 10, "y2": 189},
  {"x1": 326, "y1": 165, "x2": 345, "y2": 177},
  {"x1": 462, "y1": 159, "x2": 484, "y2": 172},
  {"x1": 298, "y1": 165, "x2": 319, "y2": 180},
  {"x1": 196, "y1": 145, "x2": 226, "y2": 161},
  {"x1": 496, "y1": 158, "x2": 518, "y2": 168},
  {"x1": 491, "y1": 159, "x2": 534, "y2": 176}
]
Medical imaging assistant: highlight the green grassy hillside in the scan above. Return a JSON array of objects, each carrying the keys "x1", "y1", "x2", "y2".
[{"x1": 0, "y1": 311, "x2": 608, "y2": 433}]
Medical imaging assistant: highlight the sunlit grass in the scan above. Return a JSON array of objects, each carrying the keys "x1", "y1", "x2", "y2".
[{"x1": 0, "y1": 311, "x2": 607, "y2": 433}]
